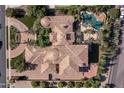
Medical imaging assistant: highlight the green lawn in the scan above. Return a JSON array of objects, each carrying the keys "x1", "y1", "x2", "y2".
[
  {"x1": 17, "y1": 16, "x2": 36, "y2": 28},
  {"x1": 11, "y1": 52, "x2": 26, "y2": 72}
]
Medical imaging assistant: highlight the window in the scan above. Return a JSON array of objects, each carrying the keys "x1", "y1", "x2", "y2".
[{"x1": 66, "y1": 34, "x2": 71, "y2": 40}]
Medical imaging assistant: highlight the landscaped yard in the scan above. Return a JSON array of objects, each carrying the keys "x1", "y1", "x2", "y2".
[
  {"x1": 10, "y1": 26, "x2": 20, "y2": 50},
  {"x1": 31, "y1": 80, "x2": 49, "y2": 88},
  {"x1": 17, "y1": 15, "x2": 36, "y2": 28},
  {"x1": 36, "y1": 27, "x2": 51, "y2": 47},
  {"x1": 11, "y1": 52, "x2": 26, "y2": 72}
]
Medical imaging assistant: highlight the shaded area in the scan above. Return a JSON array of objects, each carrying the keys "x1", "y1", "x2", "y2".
[
  {"x1": 89, "y1": 43, "x2": 99, "y2": 63},
  {"x1": 6, "y1": 8, "x2": 26, "y2": 18},
  {"x1": 75, "y1": 31, "x2": 83, "y2": 44}
]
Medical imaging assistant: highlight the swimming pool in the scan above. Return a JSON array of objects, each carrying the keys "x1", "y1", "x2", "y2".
[{"x1": 81, "y1": 12, "x2": 102, "y2": 30}]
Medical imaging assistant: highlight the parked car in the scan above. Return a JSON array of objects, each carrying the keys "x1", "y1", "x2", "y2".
[{"x1": 0, "y1": 41, "x2": 2, "y2": 49}]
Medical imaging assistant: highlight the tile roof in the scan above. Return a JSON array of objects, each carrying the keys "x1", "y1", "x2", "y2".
[
  {"x1": 41, "y1": 16, "x2": 75, "y2": 46},
  {"x1": 29, "y1": 15, "x2": 98, "y2": 80},
  {"x1": 32, "y1": 45, "x2": 89, "y2": 80},
  {"x1": 11, "y1": 15, "x2": 98, "y2": 81}
]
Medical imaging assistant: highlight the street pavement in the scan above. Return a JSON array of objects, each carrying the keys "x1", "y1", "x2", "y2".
[
  {"x1": 0, "y1": 5, "x2": 6, "y2": 88},
  {"x1": 108, "y1": 18, "x2": 124, "y2": 88}
]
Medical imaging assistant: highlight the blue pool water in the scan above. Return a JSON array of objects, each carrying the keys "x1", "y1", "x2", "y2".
[{"x1": 81, "y1": 12, "x2": 102, "y2": 30}]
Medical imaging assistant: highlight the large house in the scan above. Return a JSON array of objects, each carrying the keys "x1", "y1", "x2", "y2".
[{"x1": 37, "y1": 15, "x2": 98, "y2": 80}]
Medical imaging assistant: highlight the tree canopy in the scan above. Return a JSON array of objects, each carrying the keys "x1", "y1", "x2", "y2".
[
  {"x1": 36, "y1": 27, "x2": 51, "y2": 47},
  {"x1": 6, "y1": 8, "x2": 25, "y2": 18},
  {"x1": 108, "y1": 8, "x2": 120, "y2": 22},
  {"x1": 57, "y1": 82, "x2": 65, "y2": 88},
  {"x1": 31, "y1": 81, "x2": 39, "y2": 88},
  {"x1": 67, "y1": 81, "x2": 74, "y2": 88},
  {"x1": 40, "y1": 81, "x2": 47, "y2": 88},
  {"x1": 27, "y1": 5, "x2": 47, "y2": 18},
  {"x1": 6, "y1": 8, "x2": 14, "y2": 17},
  {"x1": 75, "y1": 82, "x2": 83, "y2": 88}
]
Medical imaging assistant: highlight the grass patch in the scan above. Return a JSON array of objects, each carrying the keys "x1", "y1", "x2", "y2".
[
  {"x1": 17, "y1": 15, "x2": 36, "y2": 28},
  {"x1": 11, "y1": 52, "x2": 26, "y2": 72}
]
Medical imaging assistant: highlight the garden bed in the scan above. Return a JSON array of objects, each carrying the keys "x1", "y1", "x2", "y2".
[{"x1": 10, "y1": 26, "x2": 20, "y2": 50}]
